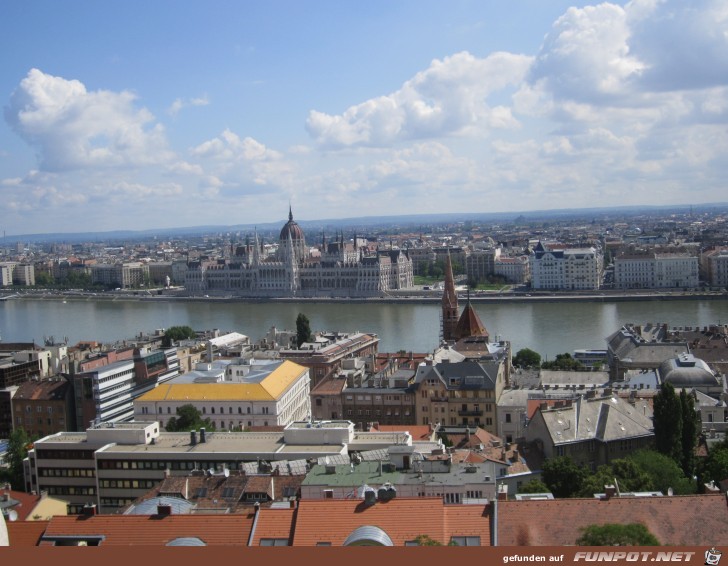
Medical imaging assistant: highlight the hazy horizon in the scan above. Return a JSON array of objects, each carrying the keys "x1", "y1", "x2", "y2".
[{"x1": 2, "y1": 1, "x2": 728, "y2": 236}]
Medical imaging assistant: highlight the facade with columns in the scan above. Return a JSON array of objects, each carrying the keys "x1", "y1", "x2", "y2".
[{"x1": 185, "y1": 208, "x2": 414, "y2": 297}]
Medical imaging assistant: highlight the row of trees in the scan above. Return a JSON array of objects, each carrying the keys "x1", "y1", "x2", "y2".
[
  {"x1": 521, "y1": 449, "x2": 698, "y2": 499},
  {"x1": 512, "y1": 348, "x2": 592, "y2": 371}
]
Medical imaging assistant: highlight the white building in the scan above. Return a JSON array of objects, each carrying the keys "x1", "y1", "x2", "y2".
[
  {"x1": 615, "y1": 251, "x2": 698, "y2": 289},
  {"x1": 529, "y1": 242, "x2": 602, "y2": 290},
  {"x1": 134, "y1": 360, "x2": 311, "y2": 430}
]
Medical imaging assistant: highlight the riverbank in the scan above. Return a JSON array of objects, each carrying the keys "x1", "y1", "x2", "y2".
[{"x1": 2, "y1": 288, "x2": 726, "y2": 305}]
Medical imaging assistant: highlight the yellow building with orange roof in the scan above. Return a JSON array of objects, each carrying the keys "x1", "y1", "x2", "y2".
[{"x1": 133, "y1": 360, "x2": 310, "y2": 430}]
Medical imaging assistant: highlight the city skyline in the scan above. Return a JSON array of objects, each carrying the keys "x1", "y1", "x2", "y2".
[{"x1": 2, "y1": 0, "x2": 728, "y2": 236}]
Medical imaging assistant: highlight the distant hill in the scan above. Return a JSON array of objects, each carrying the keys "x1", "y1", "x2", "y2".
[{"x1": 5, "y1": 202, "x2": 727, "y2": 244}]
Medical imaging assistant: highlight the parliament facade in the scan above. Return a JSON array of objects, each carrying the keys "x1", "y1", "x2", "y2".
[{"x1": 185, "y1": 208, "x2": 414, "y2": 297}]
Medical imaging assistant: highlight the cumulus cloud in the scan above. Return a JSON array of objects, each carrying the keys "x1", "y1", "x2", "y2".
[
  {"x1": 306, "y1": 51, "x2": 532, "y2": 148},
  {"x1": 192, "y1": 129, "x2": 282, "y2": 161},
  {"x1": 527, "y1": 0, "x2": 728, "y2": 105},
  {"x1": 4, "y1": 68, "x2": 174, "y2": 171},
  {"x1": 528, "y1": 3, "x2": 644, "y2": 104}
]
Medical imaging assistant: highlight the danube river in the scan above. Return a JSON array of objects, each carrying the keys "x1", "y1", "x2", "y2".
[{"x1": 2, "y1": 297, "x2": 727, "y2": 359}]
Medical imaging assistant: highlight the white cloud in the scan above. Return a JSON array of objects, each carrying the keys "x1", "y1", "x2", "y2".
[
  {"x1": 528, "y1": 3, "x2": 643, "y2": 104},
  {"x1": 4, "y1": 69, "x2": 174, "y2": 171},
  {"x1": 192, "y1": 129, "x2": 281, "y2": 161},
  {"x1": 306, "y1": 51, "x2": 532, "y2": 148},
  {"x1": 168, "y1": 95, "x2": 210, "y2": 116}
]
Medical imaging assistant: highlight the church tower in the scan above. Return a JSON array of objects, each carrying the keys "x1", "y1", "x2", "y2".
[{"x1": 442, "y1": 250, "x2": 459, "y2": 342}]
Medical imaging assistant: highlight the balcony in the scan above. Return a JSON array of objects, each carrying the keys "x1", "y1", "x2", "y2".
[{"x1": 458, "y1": 409, "x2": 483, "y2": 417}]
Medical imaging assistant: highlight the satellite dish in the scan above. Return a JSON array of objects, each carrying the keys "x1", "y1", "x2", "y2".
[
  {"x1": 7, "y1": 510, "x2": 18, "y2": 522},
  {"x1": 224, "y1": 468, "x2": 230, "y2": 478}
]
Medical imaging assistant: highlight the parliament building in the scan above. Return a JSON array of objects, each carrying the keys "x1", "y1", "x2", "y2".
[{"x1": 185, "y1": 208, "x2": 414, "y2": 297}]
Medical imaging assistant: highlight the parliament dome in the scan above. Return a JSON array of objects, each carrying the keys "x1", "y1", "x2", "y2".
[{"x1": 279, "y1": 206, "x2": 305, "y2": 242}]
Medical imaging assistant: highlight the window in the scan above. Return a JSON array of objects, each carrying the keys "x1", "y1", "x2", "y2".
[
  {"x1": 450, "y1": 536, "x2": 480, "y2": 546},
  {"x1": 505, "y1": 413, "x2": 512, "y2": 424},
  {"x1": 404, "y1": 540, "x2": 419, "y2": 546},
  {"x1": 221, "y1": 487, "x2": 236, "y2": 498},
  {"x1": 316, "y1": 542, "x2": 332, "y2": 546},
  {"x1": 260, "y1": 539, "x2": 289, "y2": 546},
  {"x1": 316, "y1": 398, "x2": 322, "y2": 406}
]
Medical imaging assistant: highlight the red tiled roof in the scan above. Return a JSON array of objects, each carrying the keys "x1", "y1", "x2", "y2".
[
  {"x1": 0, "y1": 488, "x2": 41, "y2": 521},
  {"x1": 249, "y1": 507, "x2": 295, "y2": 545},
  {"x1": 291, "y1": 498, "x2": 490, "y2": 546},
  {"x1": 454, "y1": 302, "x2": 488, "y2": 341},
  {"x1": 498, "y1": 494, "x2": 728, "y2": 546},
  {"x1": 41, "y1": 513, "x2": 255, "y2": 545},
  {"x1": 7, "y1": 521, "x2": 49, "y2": 547}
]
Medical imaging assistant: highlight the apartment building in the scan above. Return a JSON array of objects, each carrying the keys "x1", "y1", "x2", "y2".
[
  {"x1": 494, "y1": 255, "x2": 529, "y2": 284},
  {"x1": 700, "y1": 247, "x2": 728, "y2": 288},
  {"x1": 529, "y1": 242, "x2": 602, "y2": 290},
  {"x1": 73, "y1": 347, "x2": 180, "y2": 428},
  {"x1": 615, "y1": 250, "x2": 699, "y2": 289},
  {"x1": 91, "y1": 262, "x2": 149, "y2": 288},
  {"x1": 411, "y1": 359, "x2": 506, "y2": 435},
  {"x1": 11, "y1": 377, "x2": 75, "y2": 439}
]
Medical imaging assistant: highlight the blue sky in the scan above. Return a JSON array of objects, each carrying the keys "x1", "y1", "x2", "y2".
[{"x1": 1, "y1": 0, "x2": 727, "y2": 235}]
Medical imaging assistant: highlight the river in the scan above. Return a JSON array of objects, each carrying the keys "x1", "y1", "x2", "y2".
[{"x1": 1, "y1": 297, "x2": 727, "y2": 359}]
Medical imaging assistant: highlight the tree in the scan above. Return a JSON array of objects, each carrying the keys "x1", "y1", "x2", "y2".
[
  {"x1": 165, "y1": 404, "x2": 215, "y2": 432},
  {"x1": 296, "y1": 313, "x2": 312, "y2": 347},
  {"x1": 162, "y1": 325, "x2": 196, "y2": 347},
  {"x1": 576, "y1": 523, "x2": 660, "y2": 546},
  {"x1": 578, "y1": 459, "x2": 652, "y2": 498},
  {"x1": 513, "y1": 348, "x2": 541, "y2": 368},
  {"x1": 541, "y1": 353, "x2": 584, "y2": 371},
  {"x1": 541, "y1": 456, "x2": 587, "y2": 498},
  {"x1": 679, "y1": 389, "x2": 699, "y2": 477},
  {"x1": 653, "y1": 382, "x2": 683, "y2": 464},
  {"x1": 627, "y1": 450, "x2": 696, "y2": 495},
  {"x1": 414, "y1": 534, "x2": 458, "y2": 546},
  {"x1": 702, "y1": 447, "x2": 728, "y2": 485},
  {"x1": 5, "y1": 428, "x2": 32, "y2": 491},
  {"x1": 517, "y1": 478, "x2": 550, "y2": 494}
]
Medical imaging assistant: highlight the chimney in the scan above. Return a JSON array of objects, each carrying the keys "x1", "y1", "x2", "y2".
[
  {"x1": 200, "y1": 427, "x2": 206, "y2": 443},
  {"x1": 157, "y1": 504, "x2": 172, "y2": 516},
  {"x1": 82, "y1": 503, "x2": 97, "y2": 517},
  {"x1": 190, "y1": 430, "x2": 197, "y2": 446},
  {"x1": 497, "y1": 484, "x2": 508, "y2": 501},
  {"x1": 604, "y1": 485, "x2": 616, "y2": 500}
]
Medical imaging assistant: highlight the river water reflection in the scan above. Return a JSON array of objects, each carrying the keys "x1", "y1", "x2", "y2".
[{"x1": 2, "y1": 298, "x2": 727, "y2": 359}]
